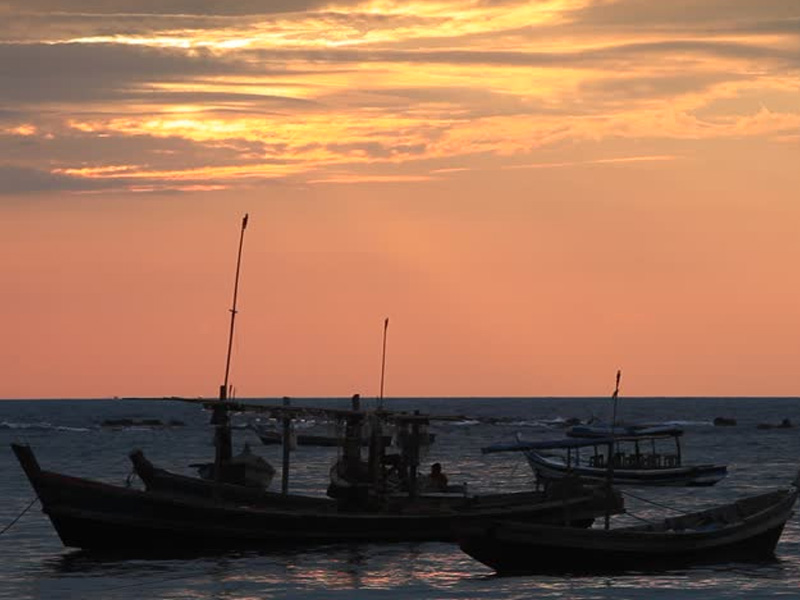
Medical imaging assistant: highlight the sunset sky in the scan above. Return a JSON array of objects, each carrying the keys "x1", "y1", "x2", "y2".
[{"x1": 2, "y1": 1, "x2": 799, "y2": 399}]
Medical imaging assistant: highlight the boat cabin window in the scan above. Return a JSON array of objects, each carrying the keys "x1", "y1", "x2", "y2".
[{"x1": 563, "y1": 436, "x2": 682, "y2": 470}]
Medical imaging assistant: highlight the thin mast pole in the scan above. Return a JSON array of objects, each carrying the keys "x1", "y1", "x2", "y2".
[
  {"x1": 221, "y1": 213, "x2": 248, "y2": 400},
  {"x1": 605, "y1": 369, "x2": 622, "y2": 530},
  {"x1": 378, "y1": 317, "x2": 389, "y2": 409},
  {"x1": 610, "y1": 369, "x2": 621, "y2": 433},
  {"x1": 213, "y1": 214, "x2": 249, "y2": 479}
]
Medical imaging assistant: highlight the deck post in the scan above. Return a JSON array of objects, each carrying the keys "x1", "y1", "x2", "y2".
[
  {"x1": 341, "y1": 397, "x2": 365, "y2": 498},
  {"x1": 408, "y1": 412, "x2": 421, "y2": 498},
  {"x1": 368, "y1": 413, "x2": 385, "y2": 492},
  {"x1": 212, "y1": 385, "x2": 232, "y2": 483},
  {"x1": 604, "y1": 439, "x2": 614, "y2": 530},
  {"x1": 281, "y1": 396, "x2": 291, "y2": 494}
]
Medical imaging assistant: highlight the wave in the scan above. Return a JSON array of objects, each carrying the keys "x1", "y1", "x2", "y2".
[
  {"x1": 624, "y1": 420, "x2": 714, "y2": 428},
  {"x1": 658, "y1": 420, "x2": 714, "y2": 428},
  {"x1": 437, "y1": 416, "x2": 587, "y2": 429},
  {"x1": 0, "y1": 420, "x2": 92, "y2": 433},
  {"x1": 503, "y1": 419, "x2": 567, "y2": 429},
  {"x1": 446, "y1": 419, "x2": 481, "y2": 427},
  {"x1": 582, "y1": 419, "x2": 715, "y2": 429}
]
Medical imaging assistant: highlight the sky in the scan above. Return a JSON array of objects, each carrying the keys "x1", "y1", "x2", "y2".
[{"x1": 1, "y1": 0, "x2": 799, "y2": 399}]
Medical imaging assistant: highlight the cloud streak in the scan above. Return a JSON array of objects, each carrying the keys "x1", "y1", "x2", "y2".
[{"x1": 0, "y1": 0, "x2": 797, "y2": 194}]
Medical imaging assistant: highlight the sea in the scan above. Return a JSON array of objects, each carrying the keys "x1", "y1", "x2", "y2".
[{"x1": 2, "y1": 396, "x2": 800, "y2": 600}]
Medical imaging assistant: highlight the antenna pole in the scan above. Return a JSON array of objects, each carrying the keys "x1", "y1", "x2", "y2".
[
  {"x1": 379, "y1": 317, "x2": 389, "y2": 409},
  {"x1": 221, "y1": 213, "x2": 249, "y2": 399}
]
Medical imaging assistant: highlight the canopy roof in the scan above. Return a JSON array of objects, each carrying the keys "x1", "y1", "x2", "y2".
[
  {"x1": 482, "y1": 426, "x2": 684, "y2": 454},
  {"x1": 567, "y1": 424, "x2": 685, "y2": 438}
]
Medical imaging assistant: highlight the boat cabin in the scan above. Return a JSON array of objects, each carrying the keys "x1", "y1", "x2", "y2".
[
  {"x1": 554, "y1": 430, "x2": 683, "y2": 471},
  {"x1": 483, "y1": 426, "x2": 686, "y2": 472},
  {"x1": 195, "y1": 394, "x2": 456, "y2": 509}
]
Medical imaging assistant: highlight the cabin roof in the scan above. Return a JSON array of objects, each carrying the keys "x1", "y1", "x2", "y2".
[
  {"x1": 567, "y1": 424, "x2": 684, "y2": 438},
  {"x1": 482, "y1": 428, "x2": 684, "y2": 454}
]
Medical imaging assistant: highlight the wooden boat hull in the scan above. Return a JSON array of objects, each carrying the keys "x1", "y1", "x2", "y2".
[
  {"x1": 130, "y1": 450, "x2": 332, "y2": 508},
  {"x1": 13, "y1": 444, "x2": 622, "y2": 551},
  {"x1": 457, "y1": 486, "x2": 798, "y2": 575},
  {"x1": 525, "y1": 451, "x2": 728, "y2": 486}
]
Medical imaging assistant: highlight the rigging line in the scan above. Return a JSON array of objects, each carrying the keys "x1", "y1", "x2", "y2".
[
  {"x1": 621, "y1": 489, "x2": 692, "y2": 514},
  {"x1": 0, "y1": 496, "x2": 39, "y2": 536},
  {"x1": 621, "y1": 510, "x2": 658, "y2": 524}
]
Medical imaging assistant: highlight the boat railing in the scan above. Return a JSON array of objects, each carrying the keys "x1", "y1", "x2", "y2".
[
  {"x1": 588, "y1": 452, "x2": 681, "y2": 470},
  {"x1": 588, "y1": 455, "x2": 605, "y2": 468}
]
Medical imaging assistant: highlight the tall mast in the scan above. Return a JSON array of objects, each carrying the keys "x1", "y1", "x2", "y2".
[
  {"x1": 378, "y1": 317, "x2": 389, "y2": 409},
  {"x1": 213, "y1": 214, "x2": 249, "y2": 475},
  {"x1": 610, "y1": 369, "x2": 621, "y2": 434},
  {"x1": 221, "y1": 213, "x2": 249, "y2": 400},
  {"x1": 604, "y1": 369, "x2": 622, "y2": 530}
]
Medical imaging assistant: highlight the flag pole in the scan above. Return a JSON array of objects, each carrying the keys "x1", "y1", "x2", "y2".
[{"x1": 378, "y1": 317, "x2": 389, "y2": 409}]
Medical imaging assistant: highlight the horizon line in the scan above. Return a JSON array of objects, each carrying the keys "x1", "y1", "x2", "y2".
[{"x1": 1, "y1": 395, "x2": 799, "y2": 401}]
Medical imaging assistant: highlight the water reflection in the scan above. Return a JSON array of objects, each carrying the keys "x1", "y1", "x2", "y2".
[
  {"x1": 474, "y1": 558, "x2": 800, "y2": 600},
  {"x1": 40, "y1": 542, "x2": 481, "y2": 596}
]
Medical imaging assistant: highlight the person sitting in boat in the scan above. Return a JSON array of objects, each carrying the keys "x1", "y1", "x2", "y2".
[
  {"x1": 421, "y1": 462, "x2": 449, "y2": 492},
  {"x1": 381, "y1": 453, "x2": 409, "y2": 493}
]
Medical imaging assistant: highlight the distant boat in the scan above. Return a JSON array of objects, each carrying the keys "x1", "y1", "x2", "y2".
[
  {"x1": 757, "y1": 419, "x2": 795, "y2": 430},
  {"x1": 456, "y1": 479, "x2": 799, "y2": 575},
  {"x1": 483, "y1": 428, "x2": 728, "y2": 486}
]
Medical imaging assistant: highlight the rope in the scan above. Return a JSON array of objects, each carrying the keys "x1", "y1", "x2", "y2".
[
  {"x1": 0, "y1": 496, "x2": 39, "y2": 536},
  {"x1": 125, "y1": 469, "x2": 139, "y2": 488},
  {"x1": 622, "y1": 510, "x2": 658, "y2": 524},
  {"x1": 621, "y1": 489, "x2": 691, "y2": 515}
]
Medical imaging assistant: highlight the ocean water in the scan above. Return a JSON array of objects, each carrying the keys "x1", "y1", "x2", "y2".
[{"x1": 1, "y1": 397, "x2": 800, "y2": 600}]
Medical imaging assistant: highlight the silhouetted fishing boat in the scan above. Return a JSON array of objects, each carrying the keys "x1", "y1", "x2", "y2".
[
  {"x1": 12, "y1": 441, "x2": 623, "y2": 551},
  {"x1": 456, "y1": 479, "x2": 799, "y2": 575},
  {"x1": 483, "y1": 428, "x2": 728, "y2": 487},
  {"x1": 486, "y1": 372, "x2": 726, "y2": 486},
  {"x1": 464, "y1": 371, "x2": 795, "y2": 574}
]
